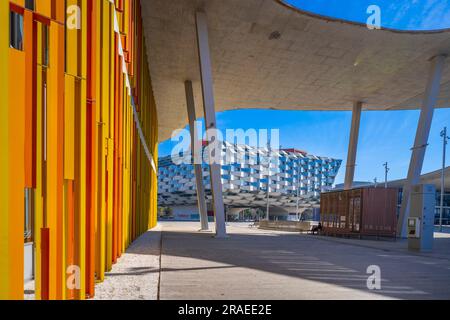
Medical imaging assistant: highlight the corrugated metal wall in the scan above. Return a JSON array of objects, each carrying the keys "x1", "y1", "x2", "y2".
[{"x1": 321, "y1": 188, "x2": 398, "y2": 237}]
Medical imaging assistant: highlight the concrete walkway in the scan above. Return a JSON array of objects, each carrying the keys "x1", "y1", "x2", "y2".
[
  {"x1": 94, "y1": 224, "x2": 162, "y2": 300},
  {"x1": 93, "y1": 221, "x2": 450, "y2": 300},
  {"x1": 158, "y1": 222, "x2": 450, "y2": 300}
]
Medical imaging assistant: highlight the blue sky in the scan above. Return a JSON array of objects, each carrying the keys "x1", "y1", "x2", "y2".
[
  {"x1": 284, "y1": 0, "x2": 450, "y2": 30},
  {"x1": 159, "y1": 0, "x2": 450, "y2": 185}
]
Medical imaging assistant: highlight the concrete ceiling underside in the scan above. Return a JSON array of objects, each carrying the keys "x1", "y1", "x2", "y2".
[{"x1": 141, "y1": 0, "x2": 450, "y2": 141}]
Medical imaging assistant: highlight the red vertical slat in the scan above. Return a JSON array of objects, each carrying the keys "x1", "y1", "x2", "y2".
[{"x1": 85, "y1": 0, "x2": 96, "y2": 298}]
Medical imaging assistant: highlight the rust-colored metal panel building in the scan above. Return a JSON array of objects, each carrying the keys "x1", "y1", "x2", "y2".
[{"x1": 321, "y1": 188, "x2": 398, "y2": 238}]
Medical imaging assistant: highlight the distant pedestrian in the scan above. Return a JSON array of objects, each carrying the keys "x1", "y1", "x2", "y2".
[{"x1": 311, "y1": 223, "x2": 323, "y2": 235}]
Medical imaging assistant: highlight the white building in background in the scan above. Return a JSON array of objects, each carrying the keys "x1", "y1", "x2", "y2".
[{"x1": 158, "y1": 142, "x2": 342, "y2": 221}]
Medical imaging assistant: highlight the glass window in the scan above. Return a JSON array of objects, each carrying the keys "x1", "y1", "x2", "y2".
[
  {"x1": 24, "y1": 188, "x2": 34, "y2": 243},
  {"x1": 10, "y1": 11, "x2": 24, "y2": 51},
  {"x1": 25, "y1": 0, "x2": 35, "y2": 11},
  {"x1": 42, "y1": 24, "x2": 49, "y2": 67}
]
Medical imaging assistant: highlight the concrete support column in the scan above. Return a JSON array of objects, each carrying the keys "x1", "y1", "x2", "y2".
[
  {"x1": 185, "y1": 80, "x2": 210, "y2": 231},
  {"x1": 398, "y1": 55, "x2": 447, "y2": 237},
  {"x1": 344, "y1": 101, "x2": 363, "y2": 190},
  {"x1": 195, "y1": 11, "x2": 227, "y2": 238}
]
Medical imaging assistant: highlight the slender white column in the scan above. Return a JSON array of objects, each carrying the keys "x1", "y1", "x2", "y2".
[
  {"x1": 398, "y1": 55, "x2": 447, "y2": 237},
  {"x1": 195, "y1": 11, "x2": 227, "y2": 238},
  {"x1": 185, "y1": 80, "x2": 210, "y2": 231},
  {"x1": 344, "y1": 102, "x2": 363, "y2": 190}
]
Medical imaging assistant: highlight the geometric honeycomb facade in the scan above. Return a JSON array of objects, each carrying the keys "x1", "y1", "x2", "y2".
[{"x1": 159, "y1": 142, "x2": 342, "y2": 210}]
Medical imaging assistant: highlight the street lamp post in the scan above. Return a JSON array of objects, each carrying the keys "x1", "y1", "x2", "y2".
[
  {"x1": 440, "y1": 127, "x2": 449, "y2": 232},
  {"x1": 266, "y1": 141, "x2": 271, "y2": 221},
  {"x1": 296, "y1": 158, "x2": 301, "y2": 221},
  {"x1": 383, "y1": 162, "x2": 390, "y2": 189}
]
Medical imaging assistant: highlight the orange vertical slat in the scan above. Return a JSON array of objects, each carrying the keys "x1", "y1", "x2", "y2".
[
  {"x1": 66, "y1": 180, "x2": 75, "y2": 300},
  {"x1": 85, "y1": 0, "x2": 97, "y2": 298},
  {"x1": 112, "y1": 34, "x2": 119, "y2": 264},
  {"x1": 117, "y1": 64, "x2": 124, "y2": 257},
  {"x1": 8, "y1": 48, "x2": 26, "y2": 301},
  {"x1": 25, "y1": 11, "x2": 37, "y2": 188}
]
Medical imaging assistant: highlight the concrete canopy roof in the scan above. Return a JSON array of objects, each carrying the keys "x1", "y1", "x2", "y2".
[{"x1": 141, "y1": 0, "x2": 450, "y2": 141}]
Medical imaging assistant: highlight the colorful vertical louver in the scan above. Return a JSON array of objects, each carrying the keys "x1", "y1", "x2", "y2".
[{"x1": 0, "y1": 0, "x2": 158, "y2": 300}]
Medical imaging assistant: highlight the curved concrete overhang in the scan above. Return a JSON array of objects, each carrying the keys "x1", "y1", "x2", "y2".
[{"x1": 141, "y1": 0, "x2": 450, "y2": 141}]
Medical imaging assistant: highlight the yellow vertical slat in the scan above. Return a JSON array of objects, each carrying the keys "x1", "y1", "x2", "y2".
[
  {"x1": 65, "y1": 75, "x2": 76, "y2": 180},
  {"x1": 35, "y1": 0, "x2": 52, "y2": 18},
  {"x1": 0, "y1": 0, "x2": 11, "y2": 299},
  {"x1": 106, "y1": 2, "x2": 114, "y2": 270},
  {"x1": 78, "y1": 78, "x2": 87, "y2": 299},
  {"x1": 79, "y1": 0, "x2": 88, "y2": 300},
  {"x1": 98, "y1": 0, "x2": 111, "y2": 280},
  {"x1": 94, "y1": 0, "x2": 104, "y2": 283},
  {"x1": 47, "y1": 20, "x2": 65, "y2": 300},
  {"x1": 66, "y1": 0, "x2": 79, "y2": 77},
  {"x1": 34, "y1": 57, "x2": 44, "y2": 300}
]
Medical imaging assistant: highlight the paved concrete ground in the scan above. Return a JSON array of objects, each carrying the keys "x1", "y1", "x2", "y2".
[
  {"x1": 24, "y1": 280, "x2": 35, "y2": 300},
  {"x1": 94, "y1": 224, "x2": 161, "y2": 300},
  {"x1": 159, "y1": 222, "x2": 450, "y2": 300},
  {"x1": 24, "y1": 225, "x2": 162, "y2": 301},
  {"x1": 24, "y1": 222, "x2": 450, "y2": 300}
]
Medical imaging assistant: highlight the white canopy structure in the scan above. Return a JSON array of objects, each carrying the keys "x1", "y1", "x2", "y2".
[
  {"x1": 141, "y1": 0, "x2": 450, "y2": 140},
  {"x1": 141, "y1": 0, "x2": 450, "y2": 237}
]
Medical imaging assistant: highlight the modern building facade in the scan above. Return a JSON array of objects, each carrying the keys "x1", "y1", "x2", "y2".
[
  {"x1": 388, "y1": 167, "x2": 450, "y2": 226},
  {"x1": 158, "y1": 142, "x2": 342, "y2": 219},
  {"x1": 1, "y1": 0, "x2": 158, "y2": 300}
]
